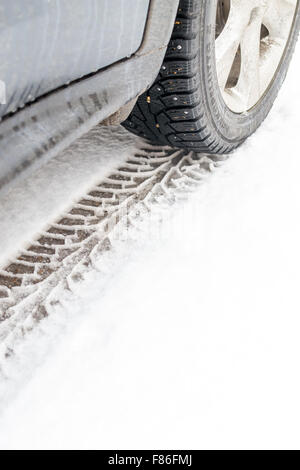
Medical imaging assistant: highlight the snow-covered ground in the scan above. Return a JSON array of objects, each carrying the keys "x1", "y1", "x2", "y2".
[
  {"x1": 0, "y1": 47, "x2": 300, "y2": 450},
  {"x1": 0, "y1": 126, "x2": 140, "y2": 267}
]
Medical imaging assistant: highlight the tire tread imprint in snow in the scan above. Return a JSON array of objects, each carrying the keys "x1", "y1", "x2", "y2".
[
  {"x1": 0, "y1": 145, "x2": 184, "y2": 319},
  {"x1": 0, "y1": 142, "x2": 226, "y2": 358}
]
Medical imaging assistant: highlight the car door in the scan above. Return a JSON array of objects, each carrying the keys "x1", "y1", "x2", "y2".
[{"x1": 0, "y1": 0, "x2": 150, "y2": 119}]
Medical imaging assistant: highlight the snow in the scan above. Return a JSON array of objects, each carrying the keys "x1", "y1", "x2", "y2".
[
  {"x1": 0, "y1": 48, "x2": 300, "y2": 450},
  {"x1": 0, "y1": 125, "x2": 139, "y2": 267}
]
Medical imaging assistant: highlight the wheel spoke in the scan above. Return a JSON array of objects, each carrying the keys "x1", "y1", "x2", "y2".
[
  {"x1": 260, "y1": 0, "x2": 297, "y2": 99},
  {"x1": 259, "y1": 40, "x2": 284, "y2": 94},
  {"x1": 233, "y1": 7, "x2": 264, "y2": 111},
  {"x1": 215, "y1": 0, "x2": 253, "y2": 90}
]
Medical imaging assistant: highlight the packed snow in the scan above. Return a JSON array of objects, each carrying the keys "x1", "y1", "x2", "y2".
[
  {"x1": 0, "y1": 125, "x2": 140, "y2": 267},
  {"x1": 0, "y1": 48, "x2": 299, "y2": 450}
]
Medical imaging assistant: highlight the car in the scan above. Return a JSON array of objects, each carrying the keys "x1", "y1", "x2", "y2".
[{"x1": 0, "y1": 0, "x2": 299, "y2": 192}]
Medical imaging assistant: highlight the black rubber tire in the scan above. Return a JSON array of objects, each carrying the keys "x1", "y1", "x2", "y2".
[{"x1": 124, "y1": 0, "x2": 300, "y2": 154}]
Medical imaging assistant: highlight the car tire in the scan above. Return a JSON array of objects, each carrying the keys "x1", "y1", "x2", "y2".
[{"x1": 124, "y1": 0, "x2": 300, "y2": 154}]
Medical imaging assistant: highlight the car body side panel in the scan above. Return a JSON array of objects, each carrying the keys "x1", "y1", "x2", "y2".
[
  {"x1": 0, "y1": 0, "x2": 180, "y2": 193},
  {"x1": 0, "y1": 0, "x2": 150, "y2": 118}
]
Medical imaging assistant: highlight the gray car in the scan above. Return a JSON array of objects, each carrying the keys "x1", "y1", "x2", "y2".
[{"x1": 0, "y1": 0, "x2": 299, "y2": 191}]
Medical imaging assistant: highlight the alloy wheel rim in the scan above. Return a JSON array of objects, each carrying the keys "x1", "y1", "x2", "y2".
[{"x1": 215, "y1": 0, "x2": 297, "y2": 113}]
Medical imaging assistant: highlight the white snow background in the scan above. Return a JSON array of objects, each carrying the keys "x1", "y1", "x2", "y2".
[{"x1": 0, "y1": 46, "x2": 300, "y2": 450}]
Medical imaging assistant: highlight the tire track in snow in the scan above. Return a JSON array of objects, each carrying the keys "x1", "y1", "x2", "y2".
[{"x1": 0, "y1": 141, "x2": 227, "y2": 361}]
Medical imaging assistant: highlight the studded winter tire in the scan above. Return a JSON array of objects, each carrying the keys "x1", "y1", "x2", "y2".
[{"x1": 124, "y1": 0, "x2": 300, "y2": 154}]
